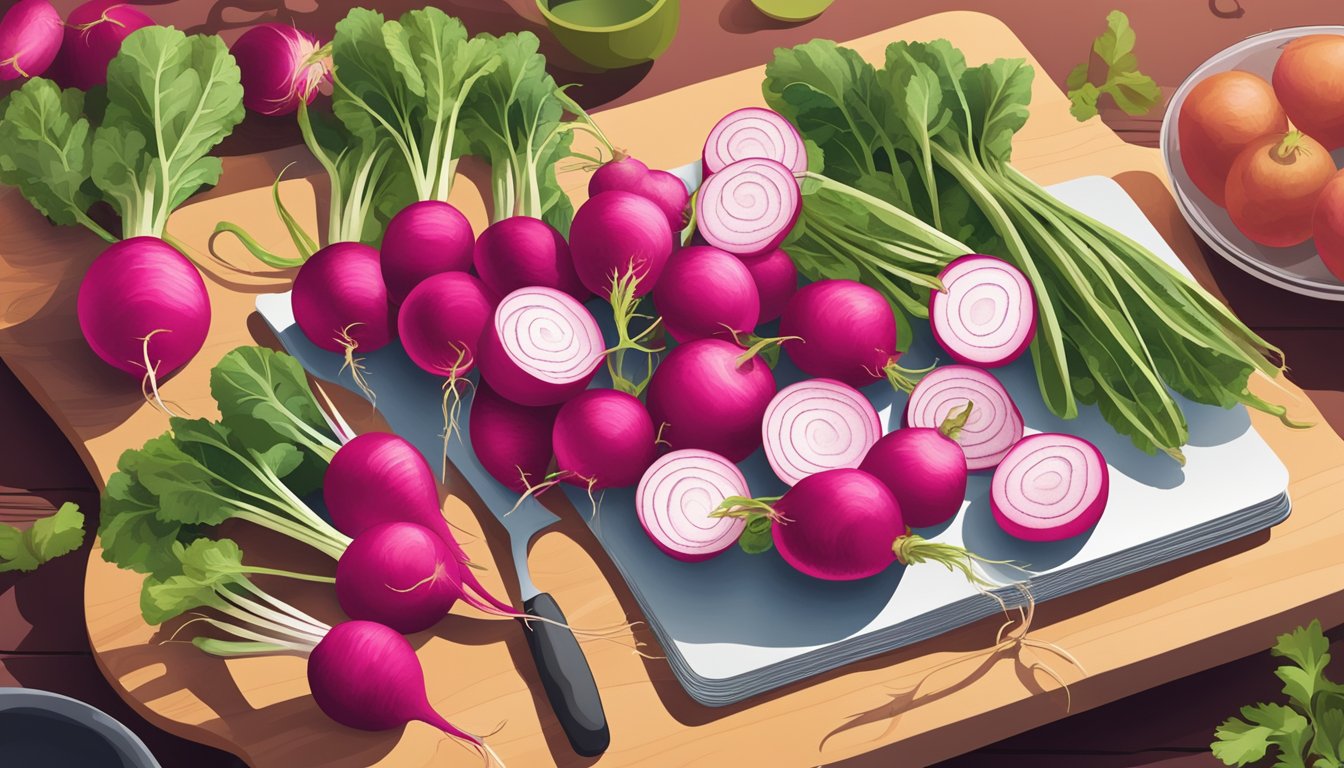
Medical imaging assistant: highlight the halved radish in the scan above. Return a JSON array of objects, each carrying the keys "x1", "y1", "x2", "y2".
[
  {"x1": 476, "y1": 286, "x2": 604, "y2": 406},
  {"x1": 905, "y1": 365, "x2": 1023, "y2": 471},
  {"x1": 929, "y1": 255, "x2": 1036, "y2": 367},
  {"x1": 696, "y1": 158, "x2": 800, "y2": 257},
  {"x1": 762, "y1": 378, "x2": 881, "y2": 486},
  {"x1": 702, "y1": 107, "x2": 808, "y2": 177},
  {"x1": 637, "y1": 449, "x2": 748, "y2": 562},
  {"x1": 991, "y1": 433, "x2": 1109, "y2": 542}
]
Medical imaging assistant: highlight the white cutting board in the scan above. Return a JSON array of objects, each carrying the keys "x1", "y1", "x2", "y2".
[{"x1": 257, "y1": 174, "x2": 1289, "y2": 706}]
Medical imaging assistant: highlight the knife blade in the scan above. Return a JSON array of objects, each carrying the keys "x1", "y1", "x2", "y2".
[{"x1": 257, "y1": 293, "x2": 610, "y2": 757}]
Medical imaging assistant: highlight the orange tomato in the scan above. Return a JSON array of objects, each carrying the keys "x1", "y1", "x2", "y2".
[
  {"x1": 1179, "y1": 71, "x2": 1287, "y2": 206},
  {"x1": 1313, "y1": 171, "x2": 1344, "y2": 280},
  {"x1": 1225, "y1": 131, "x2": 1337, "y2": 247},
  {"x1": 1273, "y1": 34, "x2": 1344, "y2": 151}
]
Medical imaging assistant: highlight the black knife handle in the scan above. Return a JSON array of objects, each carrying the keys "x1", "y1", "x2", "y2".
[{"x1": 521, "y1": 592, "x2": 610, "y2": 756}]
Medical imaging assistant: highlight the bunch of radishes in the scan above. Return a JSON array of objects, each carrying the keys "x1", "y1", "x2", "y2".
[{"x1": 0, "y1": 0, "x2": 151, "y2": 87}]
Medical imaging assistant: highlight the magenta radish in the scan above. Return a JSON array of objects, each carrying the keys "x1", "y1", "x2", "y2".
[
  {"x1": 905, "y1": 365, "x2": 1023, "y2": 471},
  {"x1": 307, "y1": 620, "x2": 496, "y2": 761},
  {"x1": 738, "y1": 248, "x2": 797, "y2": 323},
  {"x1": 653, "y1": 245, "x2": 760, "y2": 342},
  {"x1": 637, "y1": 449, "x2": 748, "y2": 562},
  {"x1": 0, "y1": 0, "x2": 62, "y2": 80},
  {"x1": 477, "y1": 286, "x2": 604, "y2": 407},
  {"x1": 336, "y1": 522, "x2": 465, "y2": 634},
  {"x1": 381, "y1": 201, "x2": 475, "y2": 305},
  {"x1": 702, "y1": 107, "x2": 808, "y2": 177},
  {"x1": 645, "y1": 338, "x2": 777, "y2": 462},
  {"x1": 991, "y1": 433, "x2": 1109, "y2": 542},
  {"x1": 54, "y1": 0, "x2": 154, "y2": 90},
  {"x1": 568, "y1": 190, "x2": 673, "y2": 298},
  {"x1": 399, "y1": 273, "x2": 496, "y2": 381},
  {"x1": 588, "y1": 153, "x2": 650, "y2": 198},
  {"x1": 860, "y1": 404, "x2": 972, "y2": 528},
  {"x1": 695, "y1": 158, "x2": 800, "y2": 257},
  {"x1": 780, "y1": 279, "x2": 923, "y2": 390},
  {"x1": 929, "y1": 255, "x2": 1037, "y2": 367},
  {"x1": 76, "y1": 237, "x2": 211, "y2": 392},
  {"x1": 230, "y1": 23, "x2": 329, "y2": 117},
  {"x1": 472, "y1": 215, "x2": 586, "y2": 301},
  {"x1": 292, "y1": 242, "x2": 392, "y2": 389},
  {"x1": 716, "y1": 468, "x2": 1003, "y2": 583},
  {"x1": 553, "y1": 389, "x2": 657, "y2": 490},
  {"x1": 762, "y1": 378, "x2": 881, "y2": 486},
  {"x1": 469, "y1": 382, "x2": 560, "y2": 494},
  {"x1": 588, "y1": 154, "x2": 689, "y2": 232}
]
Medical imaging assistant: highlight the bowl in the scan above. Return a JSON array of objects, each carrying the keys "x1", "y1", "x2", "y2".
[
  {"x1": 1161, "y1": 25, "x2": 1344, "y2": 300},
  {"x1": 537, "y1": 0, "x2": 679, "y2": 70},
  {"x1": 750, "y1": 0, "x2": 835, "y2": 23},
  {"x1": 0, "y1": 689, "x2": 160, "y2": 767}
]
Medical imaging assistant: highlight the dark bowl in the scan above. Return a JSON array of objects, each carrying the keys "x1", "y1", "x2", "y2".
[{"x1": 0, "y1": 689, "x2": 160, "y2": 768}]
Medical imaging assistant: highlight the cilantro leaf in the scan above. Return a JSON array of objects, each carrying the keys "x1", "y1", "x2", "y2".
[
  {"x1": 0, "y1": 502, "x2": 85, "y2": 573},
  {"x1": 1067, "y1": 10, "x2": 1161, "y2": 121},
  {"x1": 1215, "y1": 703, "x2": 1310, "y2": 767}
]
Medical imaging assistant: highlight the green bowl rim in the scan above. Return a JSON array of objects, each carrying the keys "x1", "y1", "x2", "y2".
[{"x1": 536, "y1": 0, "x2": 673, "y2": 33}]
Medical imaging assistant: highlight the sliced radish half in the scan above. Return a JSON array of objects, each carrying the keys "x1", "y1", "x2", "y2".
[
  {"x1": 477, "y1": 286, "x2": 604, "y2": 406},
  {"x1": 991, "y1": 433, "x2": 1109, "y2": 542},
  {"x1": 637, "y1": 449, "x2": 749, "y2": 562},
  {"x1": 696, "y1": 157, "x2": 800, "y2": 257},
  {"x1": 702, "y1": 107, "x2": 808, "y2": 177},
  {"x1": 905, "y1": 365, "x2": 1023, "y2": 471},
  {"x1": 929, "y1": 255, "x2": 1037, "y2": 367},
  {"x1": 763, "y1": 378, "x2": 882, "y2": 486}
]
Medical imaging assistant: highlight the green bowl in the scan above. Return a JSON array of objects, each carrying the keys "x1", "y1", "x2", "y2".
[
  {"x1": 750, "y1": 0, "x2": 834, "y2": 22},
  {"x1": 537, "y1": 0, "x2": 679, "y2": 70}
]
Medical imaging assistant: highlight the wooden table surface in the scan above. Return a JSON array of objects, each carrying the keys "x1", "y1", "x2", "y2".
[{"x1": 5, "y1": 2, "x2": 1344, "y2": 767}]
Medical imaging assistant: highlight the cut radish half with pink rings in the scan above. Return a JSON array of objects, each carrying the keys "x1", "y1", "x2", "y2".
[
  {"x1": 637, "y1": 449, "x2": 749, "y2": 562},
  {"x1": 763, "y1": 379, "x2": 882, "y2": 486},
  {"x1": 929, "y1": 255, "x2": 1037, "y2": 367},
  {"x1": 477, "y1": 286, "x2": 604, "y2": 406},
  {"x1": 695, "y1": 158, "x2": 800, "y2": 257},
  {"x1": 905, "y1": 365, "x2": 1023, "y2": 471},
  {"x1": 991, "y1": 433, "x2": 1109, "y2": 542},
  {"x1": 702, "y1": 107, "x2": 808, "y2": 176}
]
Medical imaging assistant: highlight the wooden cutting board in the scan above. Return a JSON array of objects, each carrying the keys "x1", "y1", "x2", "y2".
[{"x1": 2, "y1": 11, "x2": 1343, "y2": 768}]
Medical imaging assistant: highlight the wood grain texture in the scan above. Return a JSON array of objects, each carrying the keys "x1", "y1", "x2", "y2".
[{"x1": 0, "y1": 11, "x2": 1341, "y2": 768}]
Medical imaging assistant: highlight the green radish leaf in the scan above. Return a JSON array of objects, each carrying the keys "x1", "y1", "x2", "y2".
[
  {"x1": 737, "y1": 516, "x2": 774, "y2": 555},
  {"x1": 0, "y1": 503, "x2": 85, "y2": 573}
]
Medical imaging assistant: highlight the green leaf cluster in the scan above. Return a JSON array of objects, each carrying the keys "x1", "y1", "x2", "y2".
[
  {"x1": 0, "y1": 503, "x2": 85, "y2": 573},
  {"x1": 1066, "y1": 11, "x2": 1162, "y2": 122}
]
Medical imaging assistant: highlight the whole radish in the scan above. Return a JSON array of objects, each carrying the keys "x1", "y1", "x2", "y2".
[
  {"x1": 568, "y1": 190, "x2": 673, "y2": 298},
  {"x1": 588, "y1": 153, "x2": 650, "y2": 197},
  {"x1": 588, "y1": 153, "x2": 689, "y2": 232},
  {"x1": 860, "y1": 404, "x2": 971, "y2": 528},
  {"x1": 646, "y1": 337, "x2": 777, "y2": 462},
  {"x1": 0, "y1": 0, "x2": 62, "y2": 80},
  {"x1": 738, "y1": 248, "x2": 797, "y2": 323},
  {"x1": 473, "y1": 215, "x2": 587, "y2": 300},
  {"x1": 653, "y1": 245, "x2": 759, "y2": 342},
  {"x1": 553, "y1": 389, "x2": 657, "y2": 490},
  {"x1": 291, "y1": 242, "x2": 392, "y2": 397},
  {"x1": 230, "y1": 23, "x2": 330, "y2": 117},
  {"x1": 781, "y1": 278, "x2": 923, "y2": 390},
  {"x1": 54, "y1": 0, "x2": 154, "y2": 90},
  {"x1": 398, "y1": 273, "x2": 496, "y2": 381},
  {"x1": 469, "y1": 382, "x2": 560, "y2": 494},
  {"x1": 381, "y1": 201, "x2": 475, "y2": 305}
]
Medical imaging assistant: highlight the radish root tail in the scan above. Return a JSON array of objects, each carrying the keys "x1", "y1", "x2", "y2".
[
  {"x1": 335, "y1": 324, "x2": 376, "y2": 405},
  {"x1": 138, "y1": 329, "x2": 185, "y2": 418}
]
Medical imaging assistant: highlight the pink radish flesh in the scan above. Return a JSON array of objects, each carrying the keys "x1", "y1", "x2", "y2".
[
  {"x1": 637, "y1": 449, "x2": 748, "y2": 562},
  {"x1": 0, "y1": 0, "x2": 62, "y2": 80},
  {"x1": 653, "y1": 245, "x2": 760, "y2": 342},
  {"x1": 292, "y1": 242, "x2": 393, "y2": 354},
  {"x1": 398, "y1": 272, "x2": 497, "y2": 379},
  {"x1": 469, "y1": 382, "x2": 560, "y2": 494},
  {"x1": 568, "y1": 191, "x2": 673, "y2": 298},
  {"x1": 780, "y1": 279, "x2": 898, "y2": 387},
  {"x1": 53, "y1": 0, "x2": 154, "y2": 90},
  {"x1": 696, "y1": 158, "x2": 800, "y2": 257},
  {"x1": 738, "y1": 248, "x2": 797, "y2": 323},
  {"x1": 991, "y1": 433, "x2": 1109, "y2": 542},
  {"x1": 860, "y1": 427, "x2": 968, "y2": 528},
  {"x1": 645, "y1": 338, "x2": 777, "y2": 463},
  {"x1": 905, "y1": 365, "x2": 1023, "y2": 471},
  {"x1": 230, "y1": 22, "x2": 329, "y2": 117},
  {"x1": 76, "y1": 236, "x2": 211, "y2": 379},
  {"x1": 477, "y1": 286, "x2": 604, "y2": 407},
  {"x1": 702, "y1": 107, "x2": 807, "y2": 176},
  {"x1": 762, "y1": 378, "x2": 881, "y2": 486},
  {"x1": 929, "y1": 254, "x2": 1037, "y2": 367},
  {"x1": 473, "y1": 216, "x2": 587, "y2": 301},
  {"x1": 381, "y1": 201, "x2": 475, "y2": 305},
  {"x1": 771, "y1": 468, "x2": 904, "y2": 581},
  {"x1": 336, "y1": 522, "x2": 463, "y2": 634},
  {"x1": 553, "y1": 389, "x2": 657, "y2": 490}
]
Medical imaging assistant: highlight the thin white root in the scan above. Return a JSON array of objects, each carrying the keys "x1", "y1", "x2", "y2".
[
  {"x1": 336, "y1": 324, "x2": 376, "y2": 406},
  {"x1": 139, "y1": 329, "x2": 183, "y2": 418}
]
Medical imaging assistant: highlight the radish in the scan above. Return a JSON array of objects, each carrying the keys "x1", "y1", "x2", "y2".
[
  {"x1": 553, "y1": 389, "x2": 657, "y2": 490},
  {"x1": 638, "y1": 170, "x2": 691, "y2": 232},
  {"x1": 905, "y1": 365, "x2": 1023, "y2": 471},
  {"x1": 0, "y1": 0, "x2": 62, "y2": 80},
  {"x1": 469, "y1": 382, "x2": 559, "y2": 494},
  {"x1": 54, "y1": 0, "x2": 154, "y2": 90},
  {"x1": 472, "y1": 216, "x2": 586, "y2": 301},
  {"x1": 588, "y1": 153, "x2": 689, "y2": 232},
  {"x1": 307, "y1": 620, "x2": 498, "y2": 762},
  {"x1": 336, "y1": 522, "x2": 467, "y2": 633},
  {"x1": 695, "y1": 157, "x2": 800, "y2": 257},
  {"x1": 780, "y1": 279, "x2": 925, "y2": 390},
  {"x1": 702, "y1": 107, "x2": 808, "y2": 177},
  {"x1": 929, "y1": 255, "x2": 1037, "y2": 367},
  {"x1": 860, "y1": 404, "x2": 972, "y2": 528},
  {"x1": 737, "y1": 248, "x2": 797, "y2": 323},
  {"x1": 991, "y1": 433, "x2": 1109, "y2": 542},
  {"x1": 636, "y1": 449, "x2": 748, "y2": 562},
  {"x1": 645, "y1": 338, "x2": 777, "y2": 462},
  {"x1": 76, "y1": 237, "x2": 211, "y2": 399},
  {"x1": 716, "y1": 468, "x2": 1003, "y2": 584},
  {"x1": 653, "y1": 245, "x2": 760, "y2": 342},
  {"x1": 762, "y1": 378, "x2": 881, "y2": 486},
  {"x1": 230, "y1": 22, "x2": 330, "y2": 117},
  {"x1": 382, "y1": 201, "x2": 475, "y2": 305},
  {"x1": 477, "y1": 286, "x2": 604, "y2": 407},
  {"x1": 291, "y1": 242, "x2": 393, "y2": 399},
  {"x1": 568, "y1": 190, "x2": 673, "y2": 298},
  {"x1": 588, "y1": 153, "x2": 650, "y2": 197}
]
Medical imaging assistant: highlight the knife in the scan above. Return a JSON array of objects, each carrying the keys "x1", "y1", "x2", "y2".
[{"x1": 258, "y1": 293, "x2": 611, "y2": 757}]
